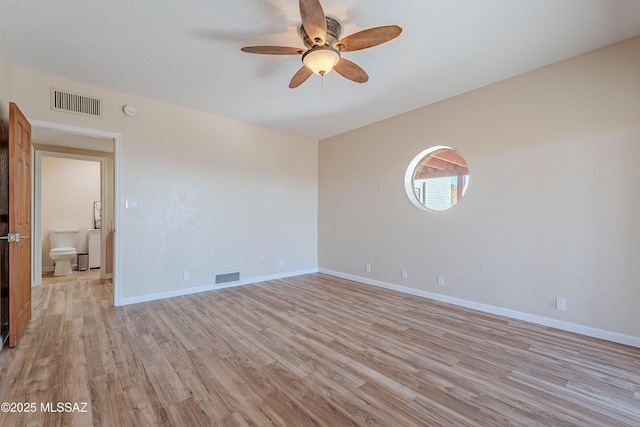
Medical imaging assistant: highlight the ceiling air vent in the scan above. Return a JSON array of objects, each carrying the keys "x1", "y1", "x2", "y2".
[{"x1": 50, "y1": 88, "x2": 102, "y2": 118}]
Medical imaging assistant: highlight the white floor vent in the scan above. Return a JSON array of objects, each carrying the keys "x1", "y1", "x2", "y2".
[
  {"x1": 50, "y1": 88, "x2": 102, "y2": 118},
  {"x1": 214, "y1": 271, "x2": 241, "y2": 286}
]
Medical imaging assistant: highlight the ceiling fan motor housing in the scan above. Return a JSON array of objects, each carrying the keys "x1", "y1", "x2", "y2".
[{"x1": 299, "y1": 16, "x2": 343, "y2": 48}]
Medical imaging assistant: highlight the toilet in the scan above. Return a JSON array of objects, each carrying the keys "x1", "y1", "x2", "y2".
[{"x1": 49, "y1": 228, "x2": 79, "y2": 276}]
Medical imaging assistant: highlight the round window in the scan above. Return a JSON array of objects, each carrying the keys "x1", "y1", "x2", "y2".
[{"x1": 404, "y1": 146, "x2": 469, "y2": 211}]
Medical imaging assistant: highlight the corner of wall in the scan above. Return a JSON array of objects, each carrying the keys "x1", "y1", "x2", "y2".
[{"x1": 0, "y1": 32, "x2": 13, "y2": 107}]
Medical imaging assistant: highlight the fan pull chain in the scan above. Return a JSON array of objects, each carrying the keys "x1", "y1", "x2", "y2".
[{"x1": 320, "y1": 74, "x2": 324, "y2": 100}]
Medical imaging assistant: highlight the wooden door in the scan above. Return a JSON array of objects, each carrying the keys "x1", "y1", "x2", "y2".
[{"x1": 8, "y1": 103, "x2": 31, "y2": 347}]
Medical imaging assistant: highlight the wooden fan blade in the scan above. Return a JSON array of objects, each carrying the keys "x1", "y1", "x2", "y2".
[
  {"x1": 289, "y1": 66, "x2": 313, "y2": 88},
  {"x1": 299, "y1": 0, "x2": 327, "y2": 46},
  {"x1": 334, "y1": 25, "x2": 402, "y2": 52},
  {"x1": 333, "y1": 58, "x2": 369, "y2": 83},
  {"x1": 241, "y1": 46, "x2": 305, "y2": 55}
]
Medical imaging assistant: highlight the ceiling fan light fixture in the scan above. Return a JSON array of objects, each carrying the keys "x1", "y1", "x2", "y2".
[
  {"x1": 241, "y1": 0, "x2": 402, "y2": 87},
  {"x1": 302, "y1": 45, "x2": 340, "y2": 75}
]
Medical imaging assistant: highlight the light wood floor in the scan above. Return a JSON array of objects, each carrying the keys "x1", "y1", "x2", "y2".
[{"x1": 0, "y1": 273, "x2": 639, "y2": 426}]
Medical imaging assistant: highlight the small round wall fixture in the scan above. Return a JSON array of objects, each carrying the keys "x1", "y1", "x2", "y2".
[
  {"x1": 122, "y1": 105, "x2": 136, "y2": 116},
  {"x1": 404, "y1": 146, "x2": 470, "y2": 212}
]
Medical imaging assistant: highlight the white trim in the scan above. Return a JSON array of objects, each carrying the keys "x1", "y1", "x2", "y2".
[
  {"x1": 404, "y1": 145, "x2": 452, "y2": 212},
  {"x1": 120, "y1": 284, "x2": 218, "y2": 306},
  {"x1": 30, "y1": 120, "x2": 117, "y2": 140},
  {"x1": 241, "y1": 268, "x2": 318, "y2": 287},
  {"x1": 118, "y1": 268, "x2": 319, "y2": 306},
  {"x1": 29, "y1": 120, "x2": 122, "y2": 306},
  {"x1": 112, "y1": 131, "x2": 122, "y2": 305},
  {"x1": 319, "y1": 268, "x2": 640, "y2": 349}
]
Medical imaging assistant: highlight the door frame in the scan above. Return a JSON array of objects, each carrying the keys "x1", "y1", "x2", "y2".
[
  {"x1": 29, "y1": 120, "x2": 122, "y2": 306},
  {"x1": 34, "y1": 151, "x2": 108, "y2": 279}
]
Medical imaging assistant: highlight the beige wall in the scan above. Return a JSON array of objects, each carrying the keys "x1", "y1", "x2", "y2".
[
  {"x1": 41, "y1": 156, "x2": 100, "y2": 270},
  {"x1": 12, "y1": 69, "x2": 319, "y2": 301},
  {"x1": 0, "y1": 34, "x2": 11, "y2": 107},
  {"x1": 319, "y1": 36, "x2": 640, "y2": 342}
]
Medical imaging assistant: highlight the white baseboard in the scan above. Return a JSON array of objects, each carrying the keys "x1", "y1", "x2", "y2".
[
  {"x1": 319, "y1": 269, "x2": 640, "y2": 349},
  {"x1": 118, "y1": 268, "x2": 319, "y2": 306},
  {"x1": 41, "y1": 266, "x2": 101, "y2": 274},
  {"x1": 42, "y1": 264, "x2": 80, "y2": 273},
  {"x1": 239, "y1": 268, "x2": 318, "y2": 287}
]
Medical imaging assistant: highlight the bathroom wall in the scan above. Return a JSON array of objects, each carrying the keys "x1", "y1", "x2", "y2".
[{"x1": 41, "y1": 156, "x2": 100, "y2": 271}]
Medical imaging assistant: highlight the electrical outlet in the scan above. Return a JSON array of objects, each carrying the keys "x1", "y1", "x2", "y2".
[
  {"x1": 556, "y1": 297, "x2": 567, "y2": 311},
  {"x1": 183, "y1": 271, "x2": 190, "y2": 281},
  {"x1": 280, "y1": 259, "x2": 285, "y2": 267},
  {"x1": 365, "y1": 263, "x2": 371, "y2": 272},
  {"x1": 401, "y1": 270, "x2": 408, "y2": 279},
  {"x1": 438, "y1": 276, "x2": 445, "y2": 286}
]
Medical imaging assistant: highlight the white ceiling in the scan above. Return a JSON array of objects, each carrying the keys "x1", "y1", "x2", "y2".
[{"x1": 2, "y1": 0, "x2": 640, "y2": 140}]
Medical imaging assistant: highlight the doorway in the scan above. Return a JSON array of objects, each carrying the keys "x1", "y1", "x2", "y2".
[
  {"x1": 30, "y1": 120, "x2": 121, "y2": 306},
  {"x1": 38, "y1": 154, "x2": 104, "y2": 277}
]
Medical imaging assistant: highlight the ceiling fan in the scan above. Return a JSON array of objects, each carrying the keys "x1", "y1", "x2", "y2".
[{"x1": 241, "y1": 0, "x2": 402, "y2": 88}]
